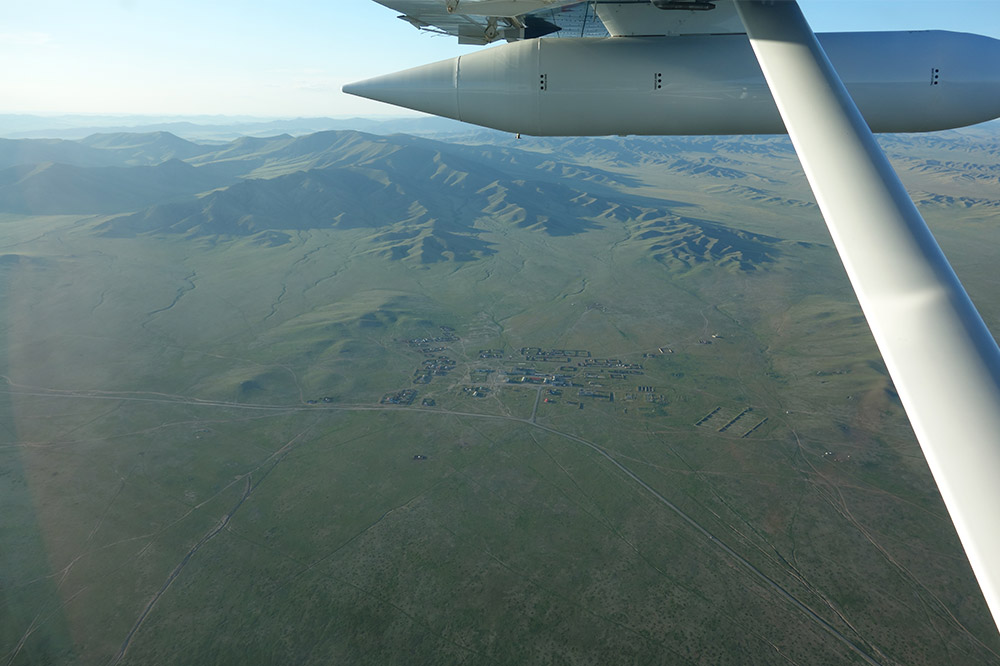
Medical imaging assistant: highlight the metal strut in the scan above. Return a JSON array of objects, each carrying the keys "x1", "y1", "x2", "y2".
[{"x1": 734, "y1": 0, "x2": 1000, "y2": 635}]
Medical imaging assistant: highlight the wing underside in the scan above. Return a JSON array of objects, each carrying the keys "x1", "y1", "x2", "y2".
[
  {"x1": 374, "y1": 0, "x2": 608, "y2": 43},
  {"x1": 374, "y1": 0, "x2": 745, "y2": 44}
]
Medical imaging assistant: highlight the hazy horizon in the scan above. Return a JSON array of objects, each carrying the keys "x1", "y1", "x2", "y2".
[{"x1": 4, "y1": 1, "x2": 1000, "y2": 117}]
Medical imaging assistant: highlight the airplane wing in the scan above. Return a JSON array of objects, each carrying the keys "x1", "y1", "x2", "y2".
[
  {"x1": 373, "y1": 0, "x2": 608, "y2": 44},
  {"x1": 374, "y1": 0, "x2": 746, "y2": 43}
]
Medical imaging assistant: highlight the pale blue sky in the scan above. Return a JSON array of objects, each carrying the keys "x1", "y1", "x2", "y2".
[{"x1": 2, "y1": 1, "x2": 998, "y2": 117}]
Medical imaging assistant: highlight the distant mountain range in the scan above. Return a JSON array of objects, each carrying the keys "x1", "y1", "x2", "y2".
[
  {"x1": 0, "y1": 114, "x2": 473, "y2": 141},
  {"x1": 1, "y1": 120, "x2": 997, "y2": 269},
  {"x1": 91, "y1": 131, "x2": 685, "y2": 263}
]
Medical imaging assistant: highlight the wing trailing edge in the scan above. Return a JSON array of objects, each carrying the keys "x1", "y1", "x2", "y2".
[{"x1": 374, "y1": 0, "x2": 750, "y2": 43}]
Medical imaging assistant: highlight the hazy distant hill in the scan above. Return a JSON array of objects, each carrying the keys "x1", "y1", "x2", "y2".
[
  {"x1": 78, "y1": 131, "x2": 211, "y2": 164},
  {"x1": 98, "y1": 138, "x2": 641, "y2": 262},
  {"x1": 90, "y1": 129, "x2": 830, "y2": 268},
  {"x1": 0, "y1": 159, "x2": 234, "y2": 215},
  {"x1": 0, "y1": 132, "x2": 217, "y2": 170},
  {"x1": 0, "y1": 113, "x2": 472, "y2": 141},
  {"x1": 0, "y1": 137, "x2": 127, "y2": 170}
]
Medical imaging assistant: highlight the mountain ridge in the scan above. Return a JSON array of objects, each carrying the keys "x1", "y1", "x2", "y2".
[{"x1": 8, "y1": 126, "x2": 994, "y2": 271}]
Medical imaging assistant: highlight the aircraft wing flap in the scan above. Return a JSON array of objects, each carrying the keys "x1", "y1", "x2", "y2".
[
  {"x1": 374, "y1": 0, "x2": 748, "y2": 43},
  {"x1": 374, "y1": 0, "x2": 606, "y2": 44},
  {"x1": 597, "y1": 1, "x2": 745, "y2": 37}
]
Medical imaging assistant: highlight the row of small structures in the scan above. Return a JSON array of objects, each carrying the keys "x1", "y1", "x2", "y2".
[{"x1": 695, "y1": 406, "x2": 769, "y2": 438}]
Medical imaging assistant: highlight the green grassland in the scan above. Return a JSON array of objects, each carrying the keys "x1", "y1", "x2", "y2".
[{"x1": 2, "y1": 125, "x2": 1000, "y2": 665}]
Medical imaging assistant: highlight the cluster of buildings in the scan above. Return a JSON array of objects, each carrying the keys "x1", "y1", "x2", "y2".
[
  {"x1": 414, "y1": 356, "x2": 456, "y2": 384},
  {"x1": 580, "y1": 358, "x2": 644, "y2": 372},
  {"x1": 519, "y1": 347, "x2": 591, "y2": 363},
  {"x1": 378, "y1": 325, "x2": 772, "y2": 438},
  {"x1": 381, "y1": 389, "x2": 417, "y2": 405},
  {"x1": 578, "y1": 388, "x2": 614, "y2": 402},
  {"x1": 401, "y1": 325, "x2": 459, "y2": 348},
  {"x1": 505, "y1": 368, "x2": 574, "y2": 387}
]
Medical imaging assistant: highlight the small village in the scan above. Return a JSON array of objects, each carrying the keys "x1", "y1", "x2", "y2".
[{"x1": 368, "y1": 323, "x2": 769, "y2": 438}]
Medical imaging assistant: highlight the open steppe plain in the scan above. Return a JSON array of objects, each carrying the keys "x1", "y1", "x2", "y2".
[{"x1": 2, "y1": 122, "x2": 1000, "y2": 664}]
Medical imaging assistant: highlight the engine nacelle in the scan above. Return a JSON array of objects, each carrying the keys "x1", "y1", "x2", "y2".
[{"x1": 344, "y1": 31, "x2": 1000, "y2": 136}]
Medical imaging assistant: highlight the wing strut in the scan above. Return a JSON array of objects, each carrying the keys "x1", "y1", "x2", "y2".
[{"x1": 733, "y1": 0, "x2": 1000, "y2": 633}]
